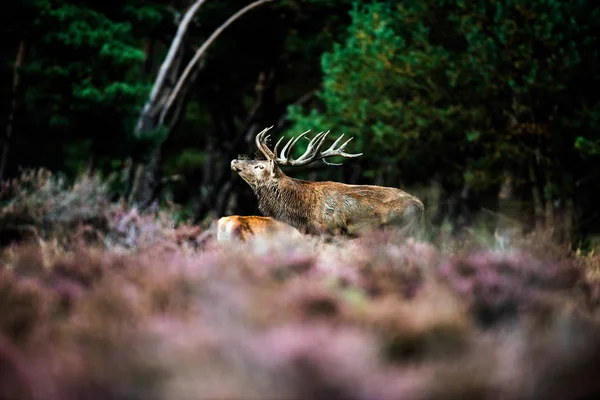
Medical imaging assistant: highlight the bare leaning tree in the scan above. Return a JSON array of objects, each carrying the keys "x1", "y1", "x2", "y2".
[{"x1": 128, "y1": 0, "x2": 276, "y2": 209}]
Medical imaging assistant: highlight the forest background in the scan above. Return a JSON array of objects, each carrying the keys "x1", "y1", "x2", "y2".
[{"x1": 1, "y1": 0, "x2": 599, "y2": 247}]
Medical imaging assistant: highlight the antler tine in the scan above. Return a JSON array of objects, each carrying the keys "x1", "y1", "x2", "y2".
[
  {"x1": 318, "y1": 136, "x2": 363, "y2": 165},
  {"x1": 333, "y1": 137, "x2": 363, "y2": 157},
  {"x1": 272, "y1": 129, "x2": 362, "y2": 167},
  {"x1": 317, "y1": 133, "x2": 346, "y2": 166},
  {"x1": 273, "y1": 136, "x2": 285, "y2": 158},
  {"x1": 255, "y1": 126, "x2": 275, "y2": 159},
  {"x1": 296, "y1": 131, "x2": 330, "y2": 163},
  {"x1": 278, "y1": 130, "x2": 311, "y2": 161},
  {"x1": 287, "y1": 130, "x2": 312, "y2": 159},
  {"x1": 278, "y1": 136, "x2": 293, "y2": 159},
  {"x1": 324, "y1": 133, "x2": 345, "y2": 152},
  {"x1": 279, "y1": 136, "x2": 296, "y2": 160}
]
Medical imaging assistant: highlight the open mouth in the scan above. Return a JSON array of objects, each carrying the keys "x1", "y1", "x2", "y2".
[{"x1": 231, "y1": 165, "x2": 241, "y2": 172}]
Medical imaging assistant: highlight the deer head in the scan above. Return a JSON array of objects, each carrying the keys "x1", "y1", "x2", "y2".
[{"x1": 230, "y1": 126, "x2": 363, "y2": 189}]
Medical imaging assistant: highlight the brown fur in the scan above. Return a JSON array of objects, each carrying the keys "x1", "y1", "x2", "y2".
[
  {"x1": 231, "y1": 158, "x2": 424, "y2": 238},
  {"x1": 217, "y1": 215, "x2": 303, "y2": 242}
]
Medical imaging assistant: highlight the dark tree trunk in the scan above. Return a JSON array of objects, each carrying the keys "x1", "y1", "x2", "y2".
[
  {"x1": 193, "y1": 68, "x2": 280, "y2": 221},
  {"x1": 474, "y1": 183, "x2": 502, "y2": 234},
  {"x1": 432, "y1": 177, "x2": 464, "y2": 228},
  {"x1": 130, "y1": 55, "x2": 203, "y2": 209},
  {"x1": 528, "y1": 160, "x2": 545, "y2": 231},
  {"x1": 551, "y1": 172, "x2": 576, "y2": 245},
  {"x1": 0, "y1": 40, "x2": 26, "y2": 181},
  {"x1": 143, "y1": 38, "x2": 155, "y2": 76}
]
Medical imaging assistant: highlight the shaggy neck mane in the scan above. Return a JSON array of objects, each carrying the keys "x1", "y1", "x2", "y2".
[{"x1": 254, "y1": 174, "x2": 314, "y2": 230}]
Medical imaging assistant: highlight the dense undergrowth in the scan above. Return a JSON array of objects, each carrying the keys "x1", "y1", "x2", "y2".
[{"x1": 1, "y1": 169, "x2": 600, "y2": 400}]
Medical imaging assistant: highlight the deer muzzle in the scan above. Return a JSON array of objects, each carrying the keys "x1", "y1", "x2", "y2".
[{"x1": 231, "y1": 160, "x2": 242, "y2": 172}]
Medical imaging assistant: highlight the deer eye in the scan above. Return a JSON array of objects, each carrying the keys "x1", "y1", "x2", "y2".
[{"x1": 255, "y1": 165, "x2": 264, "y2": 169}]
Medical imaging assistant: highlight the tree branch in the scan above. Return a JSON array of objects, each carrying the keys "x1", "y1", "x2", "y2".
[
  {"x1": 135, "y1": 0, "x2": 209, "y2": 134},
  {"x1": 159, "y1": 0, "x2": 276, "y2": 126},
  {"x1": 167, "y1": 58, "x2": 205, "y2": 132}
]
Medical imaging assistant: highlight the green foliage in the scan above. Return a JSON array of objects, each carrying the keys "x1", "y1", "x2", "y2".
[
  {"x1": 176, "y1": 149, "x2": 206, "y2": 170},
  {"x1": 288, "y1": 0, "x2": 600, "y2": 194},
  {"x1": 575, "y1": 136, "x2": 600, "y2": 156},
  {"x1": 2, "y1": 0, "x2": 171, "y2": 176},
  {"x1": 163, "y1": 149, "x2": 206, "y2": 177}
]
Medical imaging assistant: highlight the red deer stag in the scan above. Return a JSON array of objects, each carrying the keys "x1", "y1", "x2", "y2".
[
  {"x1": 230, "y1": 126, "x2": 424, "y2": 237},
  {"x1": 216, "y1": 215, "x2": 302, "y2": 243}
]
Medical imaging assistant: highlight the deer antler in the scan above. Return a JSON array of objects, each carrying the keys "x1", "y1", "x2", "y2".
[
  {"x1": 271, "y1": 130, "x2": 363, "y2": 166},
  {"x1": 255, "y1": 126, "x2": 275, "y2": 159}
]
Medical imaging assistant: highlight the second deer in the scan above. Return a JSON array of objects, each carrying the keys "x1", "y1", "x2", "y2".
[{"x1": 216, "y1": 215, "x2": 302, "y2": 243}]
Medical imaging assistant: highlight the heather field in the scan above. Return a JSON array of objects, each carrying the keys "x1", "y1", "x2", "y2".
[{"x1": 2, "y1": 170, "x2": 600, "y2": 400}]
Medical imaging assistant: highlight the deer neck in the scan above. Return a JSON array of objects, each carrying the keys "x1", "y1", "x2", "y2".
[{"x1": 254, "y1": 175, "x2": 313, "y2": 228}]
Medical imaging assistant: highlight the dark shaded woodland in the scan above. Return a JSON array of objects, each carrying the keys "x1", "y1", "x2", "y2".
[{"x1": 2, "y1": 0, "x2": 599, "y2": 245}]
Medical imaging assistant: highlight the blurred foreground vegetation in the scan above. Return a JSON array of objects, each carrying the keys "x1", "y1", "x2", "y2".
[{"x1": 1, "y1": 168, "x2": 600, "y2": 399}]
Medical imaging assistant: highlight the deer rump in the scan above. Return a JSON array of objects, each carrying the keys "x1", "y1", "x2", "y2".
[{"x1": 324, "y1": 184, "x2": 422, "y2": 235}]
